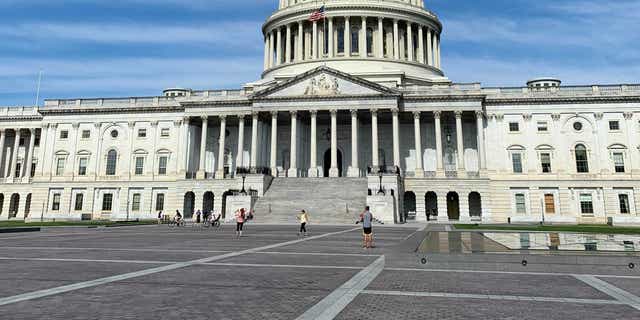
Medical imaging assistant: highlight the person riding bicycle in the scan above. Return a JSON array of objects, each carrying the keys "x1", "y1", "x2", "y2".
[
  {"x1": 174, "y1": 210, "x2": 183, "y2": 224},
  {"x1": 210, "y1": 211, "x2": 221, "y2": 226}
]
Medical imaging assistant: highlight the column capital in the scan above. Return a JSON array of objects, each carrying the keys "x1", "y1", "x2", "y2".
[
  {"x1": 251, "y1": 111, "x2": 260, "y2": 118},
  {"x1": 433, "y1": 110, "x2": 442, "y2": 119},
  {"x1": 522, "y1": 113, "x2": 532, "y2": 121},
  {"x1": 370, "y1": 109, "x2": 378, "y2": 116},
  {"x1": 309, "y1": 109, "x2": 318, "y2": 117},
  {"x1": 150, "y1": 120, "x2": 159, "y2": 127},
  {"x1": 413, "y1": 111, "x2": 421, "y2": 119},
  {"x1": 173, "y1": 119, "x2": 183, "y2": 126},
  {"x1": 329, "y1": 109, "x2": 338, "y2": 116},
  {"x1": 624, "y1": 112, "x2": 634, "y2": 120},
  {"x1": 91, "y1": 123, "x2": 98, "y2": 129},
  {"x1": 350, "y1": 109, "x2": 359, "y2": 117},
  {"x1": 475, "y1": 110, "x2": 485, "y2": 118},
  {"x1": 218, "y1": 114, "x2": 227, "y2": 121},
  {"x1": 183, "y1": 116, "x2": 191, "y2": 123},
  {"x1": 454, "y1": 110, "x2": 463, "y2": 119},
  {"x1": 126, "y1": 121, "x2": 135, "y2": 129},
  {"x1": 594, "y1": 112, "x2": 604, "y2": 120},
  {"x1": 270, "y1": 110, "x2": 279, "y2": 118},
  {"x1": 551, "y1": 113, "x2": 561, "y2": 121},
  {"x1": 391, "y1": 108, "x2": 399, "y2": 116},
  {"x1": 289, "y1": 110, "x2": 297, "y2": 117},
  {"x1": 237, "y1": 114, "x2": 245, "y2": 120},
  {"x1": 200, "y1": 115, "x2": 208, "y2": 121}
]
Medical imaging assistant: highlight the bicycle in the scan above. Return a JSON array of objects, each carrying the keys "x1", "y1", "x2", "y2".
[{"x1": 168, "y1": 218, "x2": 186, "y2": 227}]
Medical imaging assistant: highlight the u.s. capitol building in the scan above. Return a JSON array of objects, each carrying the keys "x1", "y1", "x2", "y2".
[{"x1": 1, "y1": 0, "x2": 639, "y2": 224}]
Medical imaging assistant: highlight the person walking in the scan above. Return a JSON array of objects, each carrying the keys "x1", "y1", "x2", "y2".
[
  {"x1": 157, "y1": 211, "x2": 163, "y2": 225},
  {"x1": 360, "y1": 206, "x2": 374, "y2": 249},
  {"x1": 297, "y1": 210, "x2": 309, "y2": 237},
  {"x1": 235, "y1": 208, "x2": 246, "y2": 238},
  {"x1": 195, "y1": 210, "x2": 202, "y2": 224}
]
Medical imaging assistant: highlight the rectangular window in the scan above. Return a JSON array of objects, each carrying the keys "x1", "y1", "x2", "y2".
[
  {"x1": 74, "y1": 193, "x2": 84, "y2": 211},
  {"x1": 30, "y1": 162, "x2": 36, "y2": 178},
  {"x1": 14, "y1": 163, "x2": 21, "y2": 178},
  {"x1": 619, "y1": 194, "x2": 630, "y2": 214},
  {"x1": 81, "y1": 130, "x2": 91, "y2": 139},
  {"x1": 613, "y1": 152, "x2": 625, "y2": 173},
  {"x1": 156, "y1": 194, "x2": 165, "y2": 211},
  {"x1": 537, "y1": 121, "x2": 548, "y2": 132},
  {"x1": 131, "y1": 193, "x2": 141, "y2": 211},
  {"x1": 509, "y1": 122, "x2": 520, "y2": 132},
  {"x1": 60, "y1": 130, "x2": 69, "y2": 139},
  {"x1": 609, "y1": 120, "x2": 620, "y2": 131},
  {"x1": 78, "y1": 158, "x2": 88, "y2": 176},
  {"x1": 56, "y1": 158, "x2": 65, "y2": 176},
  {"x1": 160, "y1": 128, "x2": 170, "y2": 137},
  {"x1": 540, "y1": 153, "x2": 552, "y2": 173},
  {"x1": 137, "y1": 129, "x2": 147, "y2": 138},
  {"x1": 515, "y1": 193, "x2": 527, "y2": 214},
  {"x1": 52, "y1": 193, "x2": 61, "y2": 211},
  {"x1": 512, "y1": 153, "x2": 523, "y2": 173},
  {"x1": 580, "y1": 194, "x2": 594, "y2": 215},
  {"x1": 135, "y1": 157, "x2": 144, "y2": 175},
  {"x1": 544, "y1": 194, "x2": 556, "y2": 214},
  {"x1": 158, "y1": 156, "x2": 168, "y2": 175},
  {"x1": 102, "y1": 194, "x2": 113, "y2": 211}
]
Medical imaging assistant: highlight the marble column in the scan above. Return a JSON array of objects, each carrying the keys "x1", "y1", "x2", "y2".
[
  {"x1": 197, "y1": 116, "x2": 208, "y2": 179},
  {"x1": 276, "y1": 27, "x2": 282, "y2": 66},
  {"x1": 215, "y1": 115, "x2": 227, "y2": 179},
  {"x1": 312, "y1": 21, "x2": 318, "y2": 59},
  {"x1": 268, "y1": 31, "x2": 275, "y2": 68},
  {"x1": 377, "y1": 17, "x2": 384, "y2": 58},
  {"x1": 417, "y1": 25, "x2": 424, "y2": 63},
  {"x1": 285, "y1": 24, "x2": 292, "y2": 63},
  {"x1": 476, "y1": 111, "x2": 486, "y2": 170},
  {"x1": 250, "y1": 112, "x2": 259, "y2": 168},
  {"x1": 360, "y1": 17, "x2": 367, "y2": 57},
  {"x1": 328, "y1": 18, "x2": 334, "y2": 58},
  {"x1": 24, "y1": 128, "x2": 36, "y2": 179},
  {"x1": 329, "y1": 109, "x2": 339, "y2": 177},
  {"x1": 344, "y1": 17, "x2": 351, "y2": 56},
  {"x1": 288, "y1": 111, "x2": 298, "y2": 177},
  {"x1": 434, "y1": 111, "x2": 443, "y2": 174},
  {"x1": 426, "y1": 28, "x2": 433, "y2": 66},
  {"x1": 180, "y1": 117, "x2": 190, "y2": 176},
  {"x1": 413, "y1": 111, "x2": 424, "y2": 177},
  {"x1": 392, "y1": 109, "x2": 400, "y2": 169},
  {"x1": 348, "y1": 109, "x2": 359, "y2": 177},
  {"x1": 263, "y1": 37, "x2": 269, "y2": 70},
  {"x1": 371, "y1": 110, "x2": 379, "y2": 169},
  {"x1": 407, "y1": 22, "x2": 414, "y2": 61},
  {"x1": 237, "y1": 115, "x2": 245, "y2": 170},
  {"x1": 393, "y1": 19, "x2": 399, "y2": 59},
  {"x1": 8, "y1": 129, "x2": 20, "y2": 179},
  {"x1": 455, "y1": 111, "x2": 466, "y2": 172},
  {"x1": 0, "y1": 130, "x2": 5, "y2": 178},
  {"x1": 297, "y1": 22, "x2": 304, "y2": 61},
  {"x1": 270, "y1": 111, "x2": 278, "y2": 176},
  {"x1": 308, "y1": 110, "x2": 318, "y2": 177}
]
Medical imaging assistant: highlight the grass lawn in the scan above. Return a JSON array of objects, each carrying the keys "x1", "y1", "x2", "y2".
[
  {"x1": 0, "y1": 220, "x2": 157, "y2": 228},
  {"x1": 454, "y1": 224, "x2": 640, "y2": 235}
]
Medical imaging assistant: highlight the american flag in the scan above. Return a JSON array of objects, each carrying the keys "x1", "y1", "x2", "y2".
[{"x1": 309, "y1": 5, "x2": 326, "y2": 22}]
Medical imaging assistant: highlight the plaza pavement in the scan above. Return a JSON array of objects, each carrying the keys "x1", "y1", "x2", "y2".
[{"x1": 0, "y1": 223, "x2": 638, "y2": 319}]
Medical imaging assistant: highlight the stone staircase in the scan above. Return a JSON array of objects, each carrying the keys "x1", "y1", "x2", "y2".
[{"x1": 253, "y1": 177, "x2": 368, "y2": 224}]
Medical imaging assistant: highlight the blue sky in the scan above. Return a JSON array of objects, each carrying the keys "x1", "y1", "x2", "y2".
[{"x1": 0, "y1": 0, "x2": 638, "y2": 106}]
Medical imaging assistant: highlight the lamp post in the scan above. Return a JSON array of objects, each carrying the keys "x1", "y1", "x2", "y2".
[
  {"x1": 240, "y1": 172, "x2": 247, "y2": 195},
  {"x1": 377, "y1": 171, "x2": 384, "y2": 195}
]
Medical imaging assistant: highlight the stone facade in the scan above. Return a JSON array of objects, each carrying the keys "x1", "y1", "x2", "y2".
[{"x1": 1, "y1": 0, "x2": 639, "y2": 224}]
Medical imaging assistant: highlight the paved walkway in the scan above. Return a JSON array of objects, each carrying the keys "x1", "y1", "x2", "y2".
[{"x1": 0, "y1": 224, "x2": 638, "y2": 319}]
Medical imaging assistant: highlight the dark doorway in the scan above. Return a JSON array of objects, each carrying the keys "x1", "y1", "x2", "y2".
[
  {"x1": 9, "y1": 193, "x2": 19, "y2": 218},
  {"x1": 24, "y1": 193, "x2": 32, "y2": 218},
  {"x1": 203, "y1": 191, "x2": 214, "y2": 214},
  {"x1": 425, "y1": 192, "x2": 438, "y2": 220},
  {"x1": 447, "y1": 192, "x2": 460, "y2": 220},
  {"x1": 323, "y1": 149, "x2": 343, "y2": 177},
  {"x1": 221, "y1": 190, "x2": 233, "y2": 219},
  {"x1": 469, "y1": 192, "x2": 482, "y2": 218},
  {"x1": 183, "y1": 192, "x2": 195, "y2": 219},
  {"x1": 403, "y1": 191, "x2": 416, "y2": 221}
]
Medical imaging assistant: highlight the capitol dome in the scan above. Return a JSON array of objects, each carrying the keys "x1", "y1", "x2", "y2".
[{"x1": 261, "y1": 0, "x2": 447, "y2": 85}]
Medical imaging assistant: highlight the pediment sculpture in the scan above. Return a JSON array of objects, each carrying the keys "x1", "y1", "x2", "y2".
[{"x1": 304, "y1": 75, "x2": 340, "y2": 96}]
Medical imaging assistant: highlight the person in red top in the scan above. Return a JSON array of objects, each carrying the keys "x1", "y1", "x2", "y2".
[{"x1": 235, "y1": 208, "x2": 246, "y2": 238}]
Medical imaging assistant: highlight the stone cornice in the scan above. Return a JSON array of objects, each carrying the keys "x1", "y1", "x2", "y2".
[
  {"x1": 403, "y1": 94, "x2": 486, "y2": 103},
  {"x1": 485, "y1": 95, "x2": 640, "y2": 106},
  {"x1": 39, "y1": 105, "x2": 184, "y2": 115}
]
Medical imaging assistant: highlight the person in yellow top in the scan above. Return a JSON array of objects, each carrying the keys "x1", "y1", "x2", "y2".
[{"x1": 297, "y1": 210, "x2": 309, "y2": 237}]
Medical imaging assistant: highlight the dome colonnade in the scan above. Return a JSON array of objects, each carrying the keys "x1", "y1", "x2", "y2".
[{"x1": 263, "y1": 0, "x2": 442, "y2": 79}]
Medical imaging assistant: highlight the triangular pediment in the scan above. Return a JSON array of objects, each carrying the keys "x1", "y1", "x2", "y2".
[{"x1": 252, "y1": 66, "x2": 399, "y2": 99}]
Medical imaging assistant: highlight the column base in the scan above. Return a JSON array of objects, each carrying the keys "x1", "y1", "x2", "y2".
[
  {"x1": 437, "y1": 215, "x2": 449, "y2": 222},
  {"x1": 308, "y1": 168, "x2": 319, "y2": 177},
  {"x1": 329, "y1": 168, "x2": 339, "y2": 178},
  {"x1": 347, "y1": 167, "x2": 360, "y2": 178},
  {"x1": 287, "y1": 168, "x2": 298, "y2": 177},
  {"x1": 196, "y1": 171, "x2": 206, "y2": 180},
  {"x1": 270, "y1": 167, "x2": 278, "y2": 177},
  {"x1": 214, "y1": 171, "x2": 225, "y2": 179},
  {"x1": 414, "y1": 169, "x2": 424, "y2": 178}
]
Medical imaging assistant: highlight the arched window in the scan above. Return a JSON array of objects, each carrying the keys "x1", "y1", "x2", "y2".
[
  {"x1": 575, "y1": 144, "x2": 589, "y2": 173},
  {"x1": 366, "y1": 27, "x2": 374, "y2": 54},
  {"x1": 351, "y1": 27, "x2": 359, "y2": 53},
  {"x1": 106, "y1": 150, "x2": 118, "y2": 175}
]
